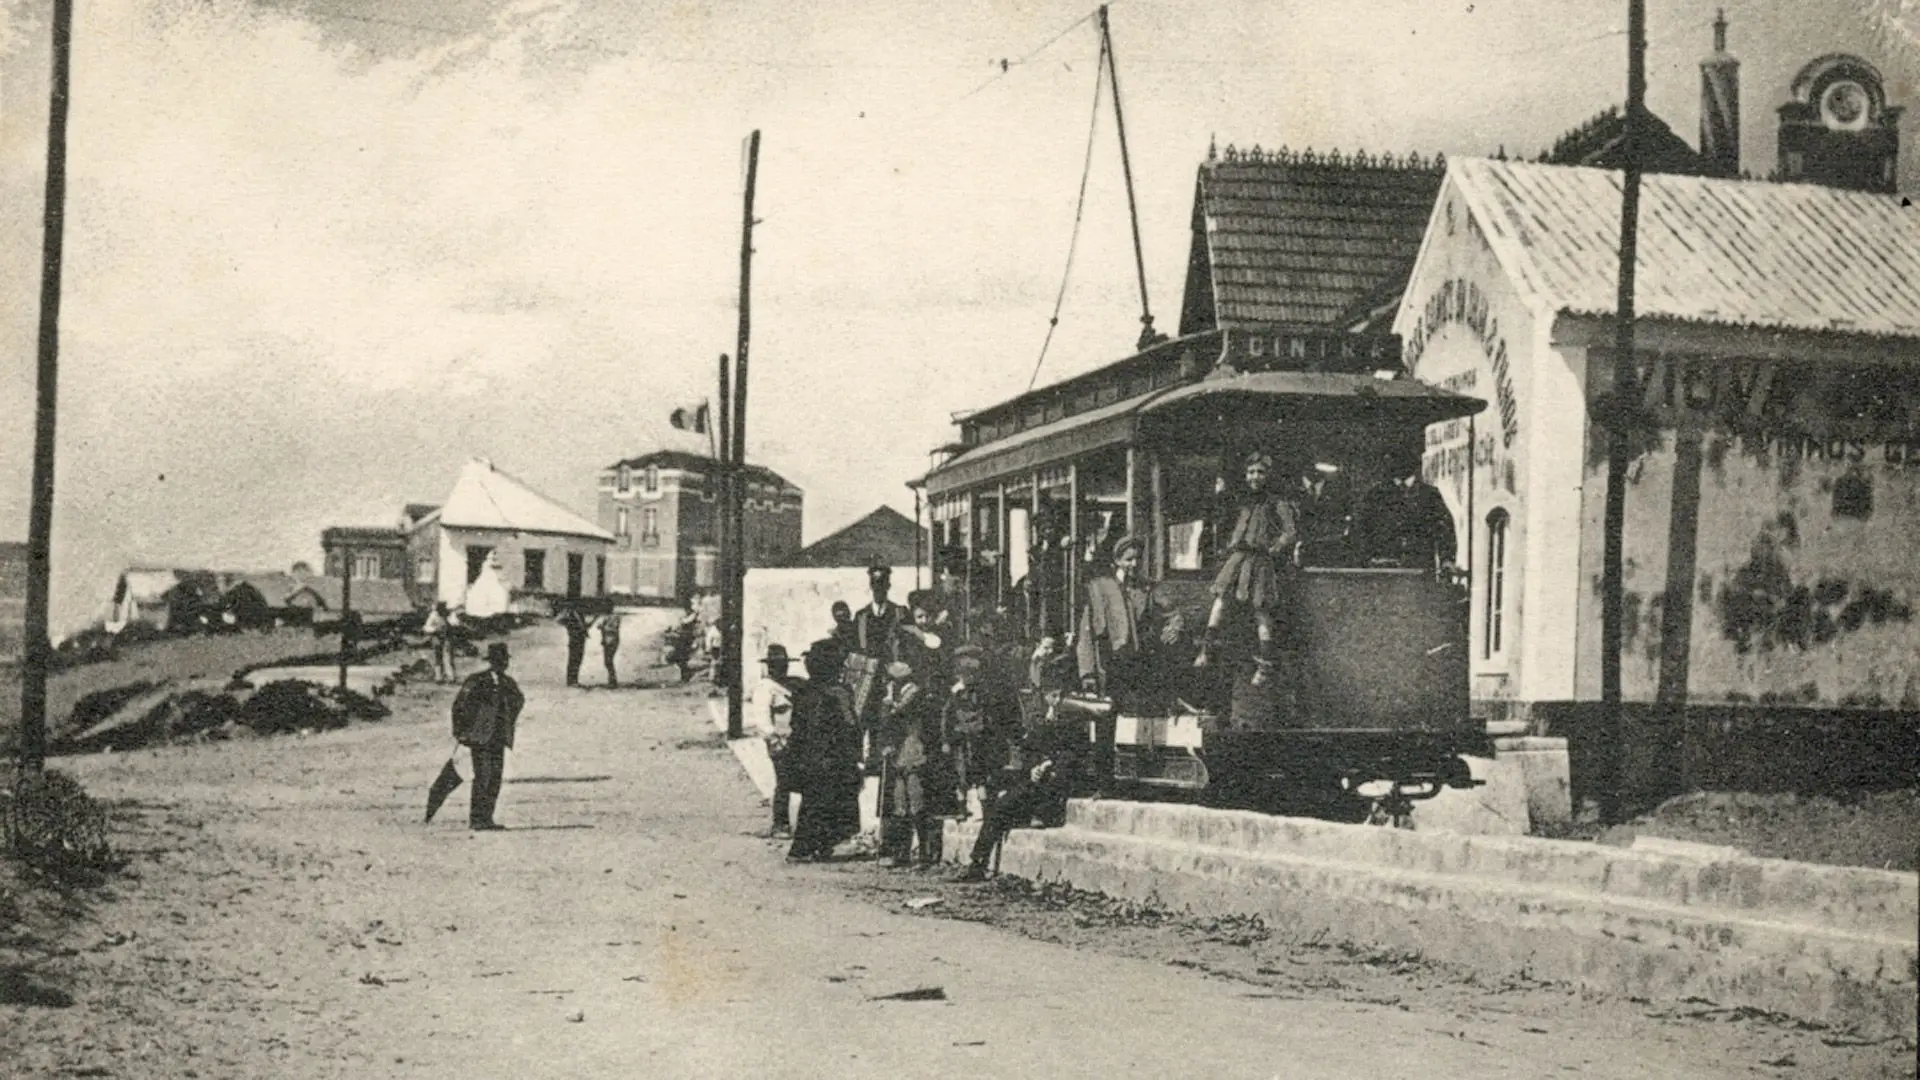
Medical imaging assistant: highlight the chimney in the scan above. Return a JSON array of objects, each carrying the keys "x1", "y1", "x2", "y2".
[{"x1": 1699, "y1": 9, "x2": 1741, "y2": 177}]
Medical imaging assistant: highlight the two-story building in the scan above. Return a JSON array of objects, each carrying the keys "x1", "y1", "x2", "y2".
[{"x1": 597, "y1": 450, "x2": 803, "y2": 602}]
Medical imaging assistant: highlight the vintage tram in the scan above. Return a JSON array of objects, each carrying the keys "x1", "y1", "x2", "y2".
[{"x1": 919, "y1": 327, "x2": 1490, "y2": 817}]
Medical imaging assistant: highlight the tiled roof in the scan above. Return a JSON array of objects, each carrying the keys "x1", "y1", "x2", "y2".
[
  {"x1": 286, "y1": 577, "x2": 417, "y2": 616},
  {"x1": 1184, "y1": 146, "x2": 1445, "y2": 331},
  {"x1": 607, "y1": 449, "x2": 797, "y2": 492},
  {"x1": 321, "y1": 525, "x2": 405, "y2": 545},
  {"x1": 1541, "y1": 106, "x2": 1712, "y2": 175},
  {"x1": 783, "y1": 506, "x2": 924, "y2": 569},
  {"x1": 1445, "y1": 158, "x2": 1920, "y2": 338},
  {"x1": 439, "y1": 459, "x2": 614, "y2": 541}
]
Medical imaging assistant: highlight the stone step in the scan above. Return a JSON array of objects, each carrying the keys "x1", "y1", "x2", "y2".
[
  {"x1": 943, "y1": 813, "x2": 1918, "y2": 1039},
  {"x1": 1063, "y1": 799, "x2": 1919, "y2": 941}
]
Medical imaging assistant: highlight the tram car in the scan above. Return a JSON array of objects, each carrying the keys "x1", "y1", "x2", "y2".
[{"x1": 920, "y1": 327, "x2": 1491, "y2": 818}]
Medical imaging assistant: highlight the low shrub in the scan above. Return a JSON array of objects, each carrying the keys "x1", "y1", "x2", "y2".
[
  {"x1": 238, "y1": 680, "x2": 389, "y2": 735},
  {"x1": 1, "y1": 766, "x2": 116, "y2": 869}
]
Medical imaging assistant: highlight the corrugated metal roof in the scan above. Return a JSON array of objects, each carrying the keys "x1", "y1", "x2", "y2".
[
  {"x1": 1448, "y1": 157, "x2": 1920, "y2": 338},
  {"x1": 1197, "y1": 148, "x2": 1445, "y2": 327}
]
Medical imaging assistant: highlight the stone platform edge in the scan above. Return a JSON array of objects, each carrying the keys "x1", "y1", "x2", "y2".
[{"x1": 942, "y1": 801, "x2": 1919, "y2": 1040}]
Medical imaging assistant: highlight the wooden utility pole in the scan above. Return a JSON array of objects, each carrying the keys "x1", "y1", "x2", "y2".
[
  {"x1": 725, "y1": 130, "x2": 761, "y2": 741},
  {"x1": 338, "y1": 549, "x2": 354, "y2": 691},
  {"x1": 18, "y1": 0, "x2": 76, "y2": 770},
  {"x1": 716, "y1": 352, "x2": 732, "y2": 717},
  {"x1": 1600, "y1": 0, "x2": 1647, "y2": 822}
]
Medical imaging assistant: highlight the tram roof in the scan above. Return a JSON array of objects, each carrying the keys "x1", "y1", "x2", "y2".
[
  {"x1": 1141, "y1": 370, "x2": 1487, "y2": 427},
  {"x1": 923, "y1": 371, "x2": 1483, "y2": 498}
]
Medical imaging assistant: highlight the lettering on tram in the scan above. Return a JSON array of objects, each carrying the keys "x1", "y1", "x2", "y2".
[{"x1": 920, "y1": 331, "x2": 1493, "y2": 826}]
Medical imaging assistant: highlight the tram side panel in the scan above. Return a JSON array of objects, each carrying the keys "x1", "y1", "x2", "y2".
[{"x1": 1292, "y1": 570, "x2": 1469, "y2": 735}]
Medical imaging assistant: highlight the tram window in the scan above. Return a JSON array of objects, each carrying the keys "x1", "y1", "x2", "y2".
[
  {"x1": 1160, "y1": 453, "x2": 1223, "y2": 574},
  {"x1": 1484, "y1": 508, "x2": 1510, "y2": 658}
]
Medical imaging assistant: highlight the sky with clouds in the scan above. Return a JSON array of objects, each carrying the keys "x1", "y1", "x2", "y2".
[{"x1": 0, "y1": 0, "x2": 1914, "y2": 634}]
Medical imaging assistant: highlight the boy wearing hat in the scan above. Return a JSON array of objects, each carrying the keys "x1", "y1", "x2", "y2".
[
  {"x1": 451, "y1": 642, "x2": 525, "y2": 831},
  {"x1": 751, "y1": 644, "x2": 800, "y2": 835},
  {"x1": 1076, "y1": 534, "x2": 1167, "y2": 788},
  {"x1": 877, "y1": 658, "x2": 941, "y2": 867}
]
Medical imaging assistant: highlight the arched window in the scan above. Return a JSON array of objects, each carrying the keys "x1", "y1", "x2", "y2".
[
  {"x1": 616, "y1": 465, "x2": 632, "y2": 495},
  {"x1": 644, "y1": 465, "x2": 660, "y2": 493},
  {"x1": 1483, "y1": 509, "x2": 1510, "y2": 658}
]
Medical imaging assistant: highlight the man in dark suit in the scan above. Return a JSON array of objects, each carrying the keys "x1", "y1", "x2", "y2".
[
  {"x1": 852, "y1": 565, "x2": 907, "y2": 666},
  {"x1": 1353, "y1": 444, "x2": 1458, "y2": 572},
  {"x1": 1076, "y1": 535, "x2": 1167, "y2": 790},
  {"x1": 452, "y1": 642, "x2": 526, "y2": 831},
  {"x1": 557, "y1": 605, "x2": 592, "y2": 686}
]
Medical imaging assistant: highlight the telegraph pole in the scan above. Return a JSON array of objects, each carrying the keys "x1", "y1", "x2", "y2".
[
  {"x1": 725, "y1": 130, "x2": 761, "y2": 741},
  {"x1": 716, "y1": 352, "x2": 732, "y2": 719},
  {"x1": 1600, "y1": 0, "x2": 1647, "y2": 822},
  {"x1": 18, "y1": 0, "x2": 76, "y2": 769},
  {"x1": 338, "y1": 548, "x2": 355, "y2": 691}
]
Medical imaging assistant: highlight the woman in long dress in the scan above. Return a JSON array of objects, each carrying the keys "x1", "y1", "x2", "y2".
[{"x1": 787, "y1": 640, "x2": 865, "y2": 861}]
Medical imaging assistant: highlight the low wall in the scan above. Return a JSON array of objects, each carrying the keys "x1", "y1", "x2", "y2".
[
  {"x1": 741, "y1": 566, "x2": 916, "y2": 665},
  {"x1": 946, "y1": 799, "x2": 1918, "y2": 1038},
  {"x1": 1534, "y1": 702, "x2": 1920, "y2": 816}
]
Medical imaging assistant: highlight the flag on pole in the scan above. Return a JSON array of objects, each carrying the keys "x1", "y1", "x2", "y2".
[{"x1": 669, "y1": 402, "x2": 710, "y2": 434}]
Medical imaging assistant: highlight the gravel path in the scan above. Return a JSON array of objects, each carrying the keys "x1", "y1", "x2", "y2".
[{"x1": 3, "y1": 625, "x2": 1910, "y2": 1079}]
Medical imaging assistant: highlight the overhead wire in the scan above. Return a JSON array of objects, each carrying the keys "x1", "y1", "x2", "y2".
[{"x1": 1027, "y1": 30, "x2": 1109, "y2": 393}]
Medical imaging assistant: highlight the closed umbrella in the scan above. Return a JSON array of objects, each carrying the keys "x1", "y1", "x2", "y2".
[{"x1": 424, "y1": 743, "x2": 464, "y2": 823}]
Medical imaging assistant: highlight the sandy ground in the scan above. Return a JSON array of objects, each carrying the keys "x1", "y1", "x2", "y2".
[{"x1": 3, "y1": 624, "x2": 1912, "y2": 1080}]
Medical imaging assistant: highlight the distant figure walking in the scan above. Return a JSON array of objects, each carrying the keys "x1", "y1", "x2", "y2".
[
  {"x1": 599, "y1": 611, "x2": 623, "y2": 687},
  {"x1": 557, "y1": 605, "x2": 592, "y2": 687},
  {"x1": 451, "y1": 642, "x2": 525, "y2": 831},
  {"x1": 423, "y1": 602, "x2": 457, "y2": 683}
]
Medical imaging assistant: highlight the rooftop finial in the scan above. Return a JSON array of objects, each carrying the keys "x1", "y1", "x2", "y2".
[
  {"x1": 1713, "y1": 8, "x2": 1727, "y2": 52},
  {"x1": 1207, "y1": 133, "x2": 1217, "y2": 162}
]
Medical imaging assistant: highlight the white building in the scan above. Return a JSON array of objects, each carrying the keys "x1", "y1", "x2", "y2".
[
  {"x1": 407, "y1": 459, "x2": 615, "y2": 615},
  {"x1": 1396, "y1": 158, "x2": 1920, "y2": 801}
]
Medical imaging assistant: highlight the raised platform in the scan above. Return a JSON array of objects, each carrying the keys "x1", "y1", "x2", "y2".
[{"x1": 945, "y1": 798, "x2": 1918, "y2": 1039}]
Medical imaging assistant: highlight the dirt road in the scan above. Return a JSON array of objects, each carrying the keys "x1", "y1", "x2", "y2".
[{"x1": 5, "y1": 626, "x2": 1907, "y2": 1078}]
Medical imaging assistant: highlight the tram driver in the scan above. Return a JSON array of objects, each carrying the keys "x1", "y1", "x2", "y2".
[{"x1": 1353, "y1": 442, "x2": 1458, "y2": 573}]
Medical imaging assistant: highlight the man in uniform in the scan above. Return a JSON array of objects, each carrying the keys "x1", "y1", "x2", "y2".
[
  {"x1": 853, "y1": 565, "x2": 908, "y2": 665},
  {"x1": 1354, "y1": 444, "x2": 1458, "y2": 572},
  {"x1": 452, "y1": 642, "x2": 525, "y2": 831}
]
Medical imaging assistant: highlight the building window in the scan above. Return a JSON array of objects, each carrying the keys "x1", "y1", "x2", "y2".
[
  {"x1": 524, "y1": 549, "x2": 547, "y2": 591},
  {"x1": 642, "y1": 508, "x2": 659, "y2": 547},
  {"x1": 1833, "y1": 470, "x2": 1872, "y2": 519},
  {"x1": 644, "y1": 465, "x2": 660, "y2": 493},
  {"x1": 466, "y1": 546, "x2": 492, "y2": 585},
  {"x1": 416, "y1": 556, "x2": 435, "y2": 584},
  {"x1": 1483, "y1": 509, "x2": 1510, "y2": 659},
  {"x1": 354, "y1": 553, "x2": 379, "y2": 580},
  {"x1": 616, "y1": 466, "x2": 632, "y2": 495},
  {"x1": 595, "y1": 555, "x2": 607, "y2": 596},
  {"x1": 616, "y1": 507, "x2": 630, "y2": 537}
]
